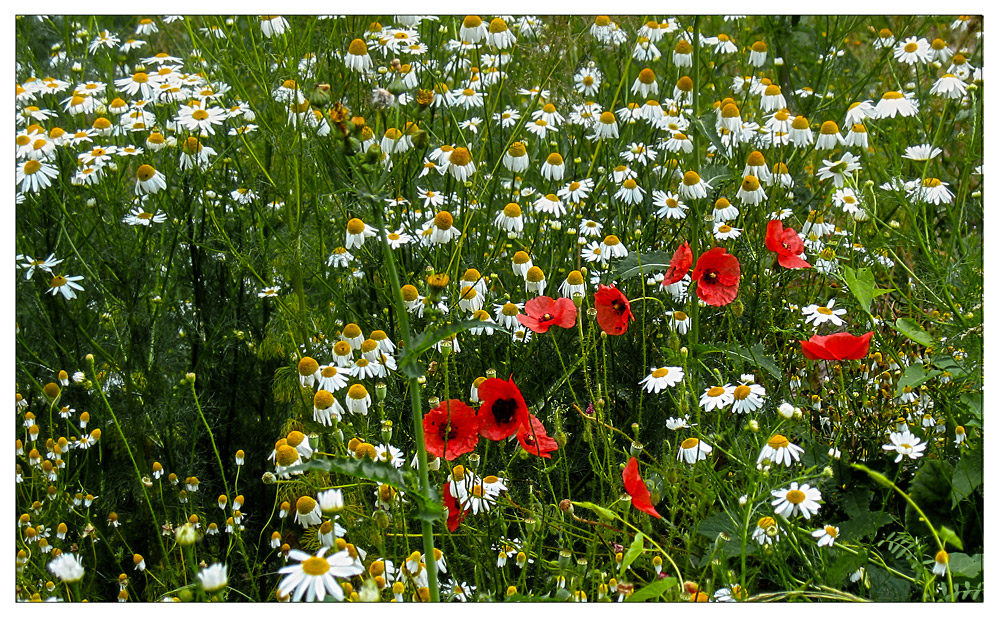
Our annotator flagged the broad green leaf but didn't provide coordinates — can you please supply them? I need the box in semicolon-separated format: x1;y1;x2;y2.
399;320;504;377
696;511;736;539
828;549;868;586
693;344;782;381
572;501;617;521
290;456;444;523
953;452;984;503
939;525;964;551
895;363;941;396
620;532;644;577
960;392;982;422
627;577;678;602
867;565;911;601
894;317;937;348
947;553;982;579
691;112;726;159
843;265;893;313
608;251;674;281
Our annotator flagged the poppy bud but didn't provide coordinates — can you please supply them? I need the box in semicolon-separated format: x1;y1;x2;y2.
555;431;568;448
730;299;744;316
629;441;643;457
558;500;573;515
558;548;573;568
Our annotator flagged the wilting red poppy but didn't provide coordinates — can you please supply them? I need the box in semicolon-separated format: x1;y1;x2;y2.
477;377;530;441
516;414;559;458
800;331;874;360
765;220;811;269
623;457;662;519
691;247;741;307
662;241;693;286
517;296;577;334
594;284;634;335
423;399;481;460
443;481;468;532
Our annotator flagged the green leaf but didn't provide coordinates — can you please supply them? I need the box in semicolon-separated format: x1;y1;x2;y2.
828;549;867;586
895;363;941;396
290;456;444;523
620;532;644;577
867;565;911;601
691;111;726;159
894;317;937;348
291;455;408;488
951;448;983;508
842;266;893;313
939;525;964;551
696;511;736;539
608;251;674;281
399;320;504;378
947;553;982;579
627;577;678;602
960;392;982;422
572;501;617;521
693;344;782;381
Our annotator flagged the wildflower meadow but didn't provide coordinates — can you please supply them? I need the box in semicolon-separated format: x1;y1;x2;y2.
13;13;984;603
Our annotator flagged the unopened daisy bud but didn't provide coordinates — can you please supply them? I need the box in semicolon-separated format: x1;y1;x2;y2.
778;402;795;419
748;419;760;432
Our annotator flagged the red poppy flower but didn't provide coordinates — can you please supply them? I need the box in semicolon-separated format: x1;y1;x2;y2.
661;241;693;286
765;220;811;269
423;399;481;460
516;296;577;334
623;457;662;519
594;284;634;335
443;481;468;532
516;414;559;458
691;247;741;307
477;377;530;441
800;331;874;360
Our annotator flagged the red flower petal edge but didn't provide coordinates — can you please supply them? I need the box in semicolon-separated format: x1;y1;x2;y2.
517;296;578;334
691;247;741;307
765;220;811;269
623;457;662;519
662;241;693;286
800;331;873;360
594;284;634;335
516;414;559;458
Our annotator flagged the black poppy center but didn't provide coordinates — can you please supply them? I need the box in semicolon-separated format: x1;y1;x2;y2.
439;422;458;441
493;398;518;425
541;313;554;322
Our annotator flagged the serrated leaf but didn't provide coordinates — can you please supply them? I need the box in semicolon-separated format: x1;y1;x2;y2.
399;320;503;377
947;553;982;579
867;565;910;601
895;363;941;396
620;532;644;577
843;266;893;314
627;577;677;602
894;317;936;348
572;501;617;521
608;251;674;281
828;549;867;585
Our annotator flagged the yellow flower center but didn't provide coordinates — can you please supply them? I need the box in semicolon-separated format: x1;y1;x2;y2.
463;15;482;28
276;445;299;467
24;160;42;175
638;68;656;84
298;357;319;375
786;489;806;504
741;176;760;191
768;435;790;449
882;91;904;100
348;384;368;400
595;16;611;27
733;385;751;400
675;40;692;54
623;179;637;190
489;18;508;33
752;40;767;52
676;76;694;91
651;368;670;378
192;109;209;121
604;234;620;246
683;171;701;185
525;266;545;282
567;270;584;285
302;556;331;576
904;42;918;53
599;111;616;125
136;164;156;182
504;203;522;217
132;72;149;83
681;438;700;449
348;39;368;56
449;148;471;166
721;103;740;118
792;116;810;130
313;390;334;409
434;211;454;229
